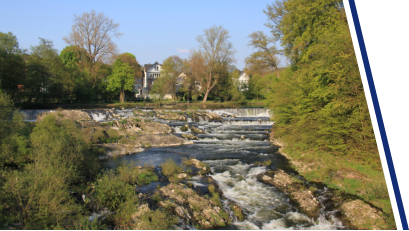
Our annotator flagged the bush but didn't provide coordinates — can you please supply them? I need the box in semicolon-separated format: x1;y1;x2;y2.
116;161;140;184
2;163;82;229
161;159;182;178
138;209;178;230
208;184;215;193
262;160;272;166
94;171;138;210
116;161;159;185
75;217;106;230
153;191;162;202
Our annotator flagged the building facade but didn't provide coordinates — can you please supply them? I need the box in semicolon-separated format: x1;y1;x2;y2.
135;61;186;99
237;71;250;91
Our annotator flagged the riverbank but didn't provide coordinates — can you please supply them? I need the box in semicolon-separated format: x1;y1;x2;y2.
268;128;396;229
15;100;265;110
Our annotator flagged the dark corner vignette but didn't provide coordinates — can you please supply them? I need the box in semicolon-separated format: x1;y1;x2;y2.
344;0;409;230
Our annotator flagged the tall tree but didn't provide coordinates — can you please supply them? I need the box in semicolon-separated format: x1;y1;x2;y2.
63;10;122;87
245;31;281;77
265;0;376;157
160;55;187;100
195;25;236;102
107;59;134;103
150;75;170;101
0;32;25;100
187;50;206;101
0;32;23;55
117;53;143;83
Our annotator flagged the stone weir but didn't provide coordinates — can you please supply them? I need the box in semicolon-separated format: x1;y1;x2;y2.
35;109;194;159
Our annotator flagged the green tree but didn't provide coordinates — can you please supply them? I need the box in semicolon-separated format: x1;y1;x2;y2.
245;31;281;77
0;32;26;100
63;10;122;89
0;32;23;55
195;25;236;102
107;59;135;103
264;0;377;158
160;55;187;100
25;38;74;103
150;74;170;101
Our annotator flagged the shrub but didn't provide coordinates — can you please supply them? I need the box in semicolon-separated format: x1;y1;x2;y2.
138;209;178;230
2;163;82;229
92;128;107;144
110;196;139;229
94;171;138;210
116;161;140;184
75;217;106;230
161;159;182;178
211;192;222;207
153;191;162;202
116;162;159;186
208;184;215;193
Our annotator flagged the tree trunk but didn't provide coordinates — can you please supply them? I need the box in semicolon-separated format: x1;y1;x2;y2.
202;89;211;103
275;67;280;78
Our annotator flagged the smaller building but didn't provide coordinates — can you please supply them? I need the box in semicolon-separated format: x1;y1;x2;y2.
237;71;250;91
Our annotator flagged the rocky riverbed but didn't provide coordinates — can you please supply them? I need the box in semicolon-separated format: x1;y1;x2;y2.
267;128;390;230
32;107;391;229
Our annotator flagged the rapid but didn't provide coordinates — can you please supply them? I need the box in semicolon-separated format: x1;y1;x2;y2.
22;107;346;229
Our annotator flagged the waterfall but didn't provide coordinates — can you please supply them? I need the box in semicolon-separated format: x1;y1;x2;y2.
207;108;272;117
223;120;274;125
19;110;51;121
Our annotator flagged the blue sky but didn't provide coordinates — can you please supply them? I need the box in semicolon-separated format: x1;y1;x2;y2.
1;0;284;70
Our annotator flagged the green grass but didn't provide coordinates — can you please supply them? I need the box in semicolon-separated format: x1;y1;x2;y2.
281;145;394;228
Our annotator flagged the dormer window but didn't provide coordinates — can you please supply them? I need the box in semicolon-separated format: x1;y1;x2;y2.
156;66;159;71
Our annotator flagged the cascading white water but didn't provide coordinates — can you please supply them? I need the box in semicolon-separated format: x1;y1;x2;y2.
205;161;340;230
19;109;51;121
89;112;110;122
207;108;272;117
223;120;274;125
102;107;345;230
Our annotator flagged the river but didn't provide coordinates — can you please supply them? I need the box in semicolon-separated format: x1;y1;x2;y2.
23;107;346;229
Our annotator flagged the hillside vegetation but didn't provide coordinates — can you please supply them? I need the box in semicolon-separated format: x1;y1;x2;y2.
259;0;395;229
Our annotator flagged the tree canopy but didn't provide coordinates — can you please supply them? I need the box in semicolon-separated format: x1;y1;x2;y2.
195;25;236;102
107;59;135;103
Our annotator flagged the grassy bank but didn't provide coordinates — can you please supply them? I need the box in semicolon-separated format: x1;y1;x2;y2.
277;144;396;229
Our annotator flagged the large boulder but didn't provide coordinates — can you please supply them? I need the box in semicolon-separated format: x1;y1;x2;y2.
340;200;386;230
181;133;198;140
259;170;320;218
159;183;229;229
191;126;205;134
36;110;91;123
157;111;187;121
180;125;189;132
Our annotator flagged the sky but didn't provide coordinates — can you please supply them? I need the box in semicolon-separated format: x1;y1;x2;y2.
0;0;285;70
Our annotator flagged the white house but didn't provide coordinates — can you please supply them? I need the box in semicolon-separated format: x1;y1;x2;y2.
135;61;186;100
237;71;250;91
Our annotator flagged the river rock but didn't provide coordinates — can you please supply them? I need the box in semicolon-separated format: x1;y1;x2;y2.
340;200;386;230
190;126;205;134
36;110;91;123
183;158;210;175
157;112;187;121
181;133;198;140
159;183;229;229
180;125;189;132
96;144;144;159
259;170;320;218
290;190;320;218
